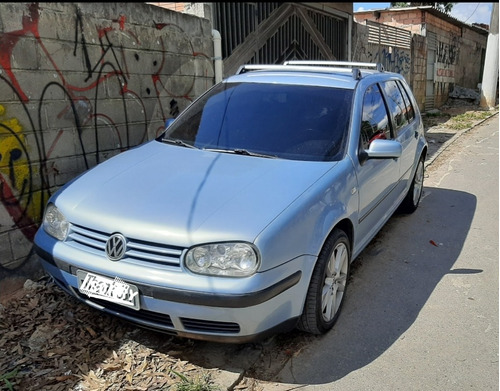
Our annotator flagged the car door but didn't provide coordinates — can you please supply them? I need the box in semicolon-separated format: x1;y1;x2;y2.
355;83;401;245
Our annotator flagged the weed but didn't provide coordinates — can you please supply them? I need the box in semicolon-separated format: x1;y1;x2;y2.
448;110;493;130
454;111;491;121
0;368;18;391
170;369;222;391
449;121;472;130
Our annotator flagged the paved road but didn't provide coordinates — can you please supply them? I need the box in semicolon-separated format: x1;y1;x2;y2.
269;114;499;390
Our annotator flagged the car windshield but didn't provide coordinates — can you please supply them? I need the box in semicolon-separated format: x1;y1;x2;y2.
161;82;353;161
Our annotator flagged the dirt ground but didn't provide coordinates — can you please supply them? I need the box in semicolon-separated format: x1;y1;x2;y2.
0;277;314;391
1;100;497;391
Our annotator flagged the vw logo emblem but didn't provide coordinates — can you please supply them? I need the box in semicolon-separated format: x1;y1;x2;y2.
106;233;127;261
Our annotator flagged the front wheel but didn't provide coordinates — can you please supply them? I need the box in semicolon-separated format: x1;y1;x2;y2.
298;229;350;335
399;156;425;214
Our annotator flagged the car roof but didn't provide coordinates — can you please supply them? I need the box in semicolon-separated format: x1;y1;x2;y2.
227;61;400;90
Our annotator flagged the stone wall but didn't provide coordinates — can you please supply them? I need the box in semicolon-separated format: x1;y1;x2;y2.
0;2;214;291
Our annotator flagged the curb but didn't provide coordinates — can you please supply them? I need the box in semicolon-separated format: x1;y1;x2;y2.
424;111;499;169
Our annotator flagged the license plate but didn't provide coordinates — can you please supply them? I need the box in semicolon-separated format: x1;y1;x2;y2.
77;270;140;310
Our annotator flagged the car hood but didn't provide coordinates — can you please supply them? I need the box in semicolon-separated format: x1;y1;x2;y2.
54;140;336;247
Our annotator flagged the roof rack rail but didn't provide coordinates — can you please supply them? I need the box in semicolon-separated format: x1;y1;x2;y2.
236;64;288;74
284;60;385;72
236;61;384;80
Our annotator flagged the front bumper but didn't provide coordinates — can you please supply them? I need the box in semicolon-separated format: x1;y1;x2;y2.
35;230;315;343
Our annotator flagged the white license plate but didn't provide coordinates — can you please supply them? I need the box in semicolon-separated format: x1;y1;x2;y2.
77;270;140;310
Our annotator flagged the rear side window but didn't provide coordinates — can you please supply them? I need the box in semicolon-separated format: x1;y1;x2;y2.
361;84;391;149
397;80;415;121
380;80;409;134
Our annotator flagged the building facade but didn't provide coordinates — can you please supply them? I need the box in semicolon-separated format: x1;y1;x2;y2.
355;6;488;109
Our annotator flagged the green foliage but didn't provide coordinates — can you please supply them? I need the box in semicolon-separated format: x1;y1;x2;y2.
0;369;18;391
170;370;222;391
448;110;492;130
390;2;455;13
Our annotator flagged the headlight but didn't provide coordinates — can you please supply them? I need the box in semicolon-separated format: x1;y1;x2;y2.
43;203;69;241
185;242;259;277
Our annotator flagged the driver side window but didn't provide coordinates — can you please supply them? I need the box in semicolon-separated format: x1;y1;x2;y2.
360;84;392;150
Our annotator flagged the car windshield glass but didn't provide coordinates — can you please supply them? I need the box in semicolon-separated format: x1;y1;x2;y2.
161;82;353;161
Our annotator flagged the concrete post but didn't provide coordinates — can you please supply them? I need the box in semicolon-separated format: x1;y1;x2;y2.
480;3;499;109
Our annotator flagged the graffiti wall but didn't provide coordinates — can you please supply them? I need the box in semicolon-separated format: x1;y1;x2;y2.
0;3;214;288
351;23;412;82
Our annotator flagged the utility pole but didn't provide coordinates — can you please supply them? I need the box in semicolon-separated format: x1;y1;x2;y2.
480;3;499;109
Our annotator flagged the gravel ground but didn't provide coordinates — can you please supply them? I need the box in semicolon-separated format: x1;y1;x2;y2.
1;101;497;391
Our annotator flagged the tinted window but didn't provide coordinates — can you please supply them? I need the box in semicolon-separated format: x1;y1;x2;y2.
381;80;408;133
162;82;353;161
397;80;415;121
361;84;391;149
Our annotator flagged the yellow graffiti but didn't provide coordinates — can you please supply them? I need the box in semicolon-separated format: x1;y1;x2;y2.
0;104;43;222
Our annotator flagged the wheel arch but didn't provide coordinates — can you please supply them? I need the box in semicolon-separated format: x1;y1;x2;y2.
327;218;354;258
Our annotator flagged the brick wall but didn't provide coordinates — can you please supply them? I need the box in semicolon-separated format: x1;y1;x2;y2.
0;2;214;292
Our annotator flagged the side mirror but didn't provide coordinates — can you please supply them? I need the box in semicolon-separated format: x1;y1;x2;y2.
359;139;402;164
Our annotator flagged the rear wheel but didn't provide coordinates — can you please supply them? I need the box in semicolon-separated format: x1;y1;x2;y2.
399;156;425;214
298;229;350;335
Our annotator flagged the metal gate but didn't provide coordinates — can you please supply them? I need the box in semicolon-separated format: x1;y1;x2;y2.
212;3;349;77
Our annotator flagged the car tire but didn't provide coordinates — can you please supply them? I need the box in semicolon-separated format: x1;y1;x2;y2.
298;228;350;335
399;155;425;214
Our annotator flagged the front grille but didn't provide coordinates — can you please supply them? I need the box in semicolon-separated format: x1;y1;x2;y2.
67;224;184;267
74;290;175;328
181;317;240;334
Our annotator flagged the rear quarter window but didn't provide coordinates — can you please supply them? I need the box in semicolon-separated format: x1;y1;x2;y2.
397;80;416;122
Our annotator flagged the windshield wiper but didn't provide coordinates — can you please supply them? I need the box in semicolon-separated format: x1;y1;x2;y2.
161;138;197;149
203;148;278;159
233;149;278;158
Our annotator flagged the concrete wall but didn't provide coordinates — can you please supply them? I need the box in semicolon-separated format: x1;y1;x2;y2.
424;12;461;108
455;24;488;88
410;34;428;111
352;22;412;82
0;2;214;291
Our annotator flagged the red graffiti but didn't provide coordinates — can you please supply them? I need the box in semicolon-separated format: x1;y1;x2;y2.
0;2;212;255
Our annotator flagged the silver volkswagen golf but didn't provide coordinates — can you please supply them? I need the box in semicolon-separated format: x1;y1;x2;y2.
34;61;427;343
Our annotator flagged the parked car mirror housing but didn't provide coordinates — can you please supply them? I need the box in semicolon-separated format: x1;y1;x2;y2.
360;139;403;164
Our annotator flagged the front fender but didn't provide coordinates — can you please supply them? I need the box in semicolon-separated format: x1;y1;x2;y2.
255;159;358;271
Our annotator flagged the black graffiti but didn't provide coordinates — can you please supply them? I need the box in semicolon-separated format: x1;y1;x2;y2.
437;41;458;65
169;99;179;117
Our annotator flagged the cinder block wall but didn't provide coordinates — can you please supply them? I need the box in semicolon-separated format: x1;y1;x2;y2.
352;22;413;94
0;2;214;292
354;9;487;110
411;34;428;111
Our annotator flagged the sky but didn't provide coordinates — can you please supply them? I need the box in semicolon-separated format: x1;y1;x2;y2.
353;2;494;26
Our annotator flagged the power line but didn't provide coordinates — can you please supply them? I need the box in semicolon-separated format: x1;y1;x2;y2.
462;3;481;24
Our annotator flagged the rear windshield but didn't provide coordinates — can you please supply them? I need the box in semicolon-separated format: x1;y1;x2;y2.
161;82;353;161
